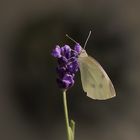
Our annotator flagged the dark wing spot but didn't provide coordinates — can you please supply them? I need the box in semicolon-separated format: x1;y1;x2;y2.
101;74;105;79
92;84;96;88
99;83;103;88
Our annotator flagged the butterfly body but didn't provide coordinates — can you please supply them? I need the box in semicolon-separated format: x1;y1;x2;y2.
78;49;116;100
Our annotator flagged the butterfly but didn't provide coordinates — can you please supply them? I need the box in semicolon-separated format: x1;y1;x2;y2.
66;31;116;100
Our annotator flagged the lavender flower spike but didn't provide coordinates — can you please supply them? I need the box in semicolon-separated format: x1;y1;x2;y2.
52;44;81;90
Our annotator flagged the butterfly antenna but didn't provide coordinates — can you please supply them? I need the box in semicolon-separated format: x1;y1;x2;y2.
84;31;91;49
66;34;78;44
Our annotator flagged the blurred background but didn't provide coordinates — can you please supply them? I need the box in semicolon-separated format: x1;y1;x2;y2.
0;0;140;140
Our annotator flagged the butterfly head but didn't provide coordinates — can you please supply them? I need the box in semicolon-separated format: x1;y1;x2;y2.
79;48;88;57
79;30;91;57
66;31;91;58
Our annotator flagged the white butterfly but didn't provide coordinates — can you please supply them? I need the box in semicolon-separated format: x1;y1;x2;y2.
66;31;116;100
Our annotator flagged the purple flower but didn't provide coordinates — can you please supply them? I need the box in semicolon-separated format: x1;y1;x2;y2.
52;44;81;90
74;43;82;54
51;45;61;58
58;56;68;65
67;59;79;73
57;74;74;89
61;45;71;59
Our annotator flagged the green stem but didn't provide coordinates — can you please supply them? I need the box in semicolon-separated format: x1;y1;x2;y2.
70;120;75;140
63;90;71;140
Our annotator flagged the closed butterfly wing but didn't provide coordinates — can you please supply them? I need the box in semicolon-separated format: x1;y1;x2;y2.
78;55;116;100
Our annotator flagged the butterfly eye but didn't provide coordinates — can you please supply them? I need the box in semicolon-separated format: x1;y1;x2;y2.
92;84;96;88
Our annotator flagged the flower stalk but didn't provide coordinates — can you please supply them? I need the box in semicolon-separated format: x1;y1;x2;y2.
63;90;75;140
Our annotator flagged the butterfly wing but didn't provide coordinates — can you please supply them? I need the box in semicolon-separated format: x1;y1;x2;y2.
78;55;116;100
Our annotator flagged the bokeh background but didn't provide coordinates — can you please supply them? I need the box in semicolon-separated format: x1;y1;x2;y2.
0;0;140;140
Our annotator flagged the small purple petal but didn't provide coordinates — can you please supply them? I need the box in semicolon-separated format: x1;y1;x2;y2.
63;74;74;88
62;45;71;52
57;74;74;89
74;43;82;54
67;60;79;73
61;45;71;58
58;56;68;65
71;50;78;57
56;66;66;78
68;57;77;62
51;45;61;58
